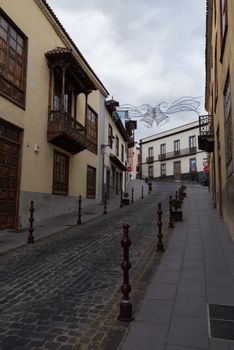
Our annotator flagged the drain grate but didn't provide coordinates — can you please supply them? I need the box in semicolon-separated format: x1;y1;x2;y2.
208;304;234;341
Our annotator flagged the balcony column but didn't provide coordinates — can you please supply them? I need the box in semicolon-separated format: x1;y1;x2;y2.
48;67;53;111
61;66;66;112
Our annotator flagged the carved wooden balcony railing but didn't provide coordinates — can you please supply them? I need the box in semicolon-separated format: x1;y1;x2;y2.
198;115;214;152
146;156;154;163
47;110;86;154
158;147;197;161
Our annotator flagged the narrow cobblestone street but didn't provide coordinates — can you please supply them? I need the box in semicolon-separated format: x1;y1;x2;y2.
0;182;178;350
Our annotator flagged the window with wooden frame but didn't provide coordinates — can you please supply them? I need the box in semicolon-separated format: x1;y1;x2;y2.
223;73;233;177
115;135;119;156
174;140;180;151
0;9;27;108
108;124;113;148
86;106;98;154
148;165;154;179
160;143;166;154
87;165;96;198
161;163;166;176
53;151;69;195
121;144;124;162
220;0;228;59
189;135;196;150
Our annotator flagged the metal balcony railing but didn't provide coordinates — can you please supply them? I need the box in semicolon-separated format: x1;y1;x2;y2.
146;156;154;163
158;147;197;161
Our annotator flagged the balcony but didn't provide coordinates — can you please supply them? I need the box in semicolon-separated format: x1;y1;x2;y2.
47;110;87;154
158;147;197;161
198;115;214;152
146;156;154;163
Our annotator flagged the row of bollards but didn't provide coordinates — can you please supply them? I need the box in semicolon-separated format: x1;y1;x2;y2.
118;184;187;322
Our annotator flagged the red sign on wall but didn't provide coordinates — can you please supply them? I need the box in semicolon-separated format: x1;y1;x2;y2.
203;165;209;173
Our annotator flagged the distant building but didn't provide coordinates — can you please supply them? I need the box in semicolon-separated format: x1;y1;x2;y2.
140;121;207;181
202;0;234;240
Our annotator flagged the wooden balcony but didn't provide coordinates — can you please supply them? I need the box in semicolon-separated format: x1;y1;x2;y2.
198;115;214;152
158;147;197;161
47;110;86;154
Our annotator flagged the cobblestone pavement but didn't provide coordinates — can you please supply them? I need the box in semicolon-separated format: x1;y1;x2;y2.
0;182;179;350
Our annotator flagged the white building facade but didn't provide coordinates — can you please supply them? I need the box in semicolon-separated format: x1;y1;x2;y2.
140;121;208;182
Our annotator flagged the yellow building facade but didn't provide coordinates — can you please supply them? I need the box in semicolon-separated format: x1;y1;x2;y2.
204;0;234;240
0;0;110;228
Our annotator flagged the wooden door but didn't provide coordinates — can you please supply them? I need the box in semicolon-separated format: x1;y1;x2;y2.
0;137;21;229
174;161;181;181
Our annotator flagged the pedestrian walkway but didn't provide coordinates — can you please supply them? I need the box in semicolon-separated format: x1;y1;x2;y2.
0;179;149;255
120;185;234;350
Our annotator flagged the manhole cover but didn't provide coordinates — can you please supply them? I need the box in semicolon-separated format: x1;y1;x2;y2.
208;304;234;341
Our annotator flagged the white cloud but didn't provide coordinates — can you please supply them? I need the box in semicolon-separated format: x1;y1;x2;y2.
47;0;206;139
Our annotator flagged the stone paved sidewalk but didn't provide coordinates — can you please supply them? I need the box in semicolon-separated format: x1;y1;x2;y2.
120;185;234;350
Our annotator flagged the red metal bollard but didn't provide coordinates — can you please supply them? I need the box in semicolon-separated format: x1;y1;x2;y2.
157;202;164;252
131;188;134;204
141;185;144;199
77;195;82;225
168;195;175;228
118;224;134;322
27;201;35;244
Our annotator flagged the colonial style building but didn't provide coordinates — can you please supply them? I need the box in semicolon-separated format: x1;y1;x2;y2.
141;121;207;181
102;99;129;200
202;0;234;240
0;0;125;229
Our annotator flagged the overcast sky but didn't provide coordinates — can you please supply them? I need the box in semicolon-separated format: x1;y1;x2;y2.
48;0;206;140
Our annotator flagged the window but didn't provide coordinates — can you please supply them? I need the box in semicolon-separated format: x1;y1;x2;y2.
174;140;180;154
160;143;166;154
108;124;113;148
220;0;228;40
0;10;27;108
148;147;153;157
53;151;69;195
86;106;98;154
148;166;154;179
121;144;124;162
87;165;96;198
224;74;233;177
189;158;197;173
115;135;119;156
189;135;196;151
53;69;72;114
161;163;166;176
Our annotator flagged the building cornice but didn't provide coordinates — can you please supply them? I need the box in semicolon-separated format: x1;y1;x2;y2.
34;0;109;97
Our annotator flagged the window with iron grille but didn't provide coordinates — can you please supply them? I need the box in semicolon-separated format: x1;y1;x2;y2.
115;135;119;156
0;10;27;108
86;106;98;154
53;151;69;195
87;165;96;198
148;165;154;179
161;163;166;176
224;74;233;177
